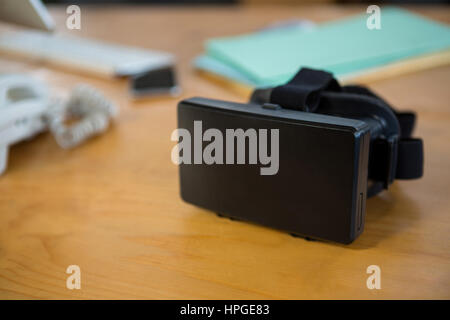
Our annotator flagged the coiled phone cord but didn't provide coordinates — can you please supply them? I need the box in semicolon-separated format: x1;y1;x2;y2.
47;85;118;149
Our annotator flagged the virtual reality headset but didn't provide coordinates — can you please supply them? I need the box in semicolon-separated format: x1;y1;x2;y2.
175;68;423;244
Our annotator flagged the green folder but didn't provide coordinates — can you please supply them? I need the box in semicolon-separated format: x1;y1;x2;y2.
200;7;450;87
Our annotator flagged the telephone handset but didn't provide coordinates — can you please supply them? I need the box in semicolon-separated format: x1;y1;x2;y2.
0;74;118;175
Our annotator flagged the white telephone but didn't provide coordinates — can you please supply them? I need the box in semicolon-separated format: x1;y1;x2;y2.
0;74;118;175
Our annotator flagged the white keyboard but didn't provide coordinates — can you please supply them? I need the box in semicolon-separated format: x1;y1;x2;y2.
0;31;174;77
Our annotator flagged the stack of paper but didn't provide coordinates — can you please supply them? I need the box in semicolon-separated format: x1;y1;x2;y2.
195;8;450;89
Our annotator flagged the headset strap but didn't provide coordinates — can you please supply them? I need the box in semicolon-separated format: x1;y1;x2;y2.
341;85;423;180
269;68;424;185
270;68;340;112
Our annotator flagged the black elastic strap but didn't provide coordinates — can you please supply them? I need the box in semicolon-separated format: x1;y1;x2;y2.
369;138;396;186
396;112;416;138
396;138;424;179
270;68;340;112
369;137;423;181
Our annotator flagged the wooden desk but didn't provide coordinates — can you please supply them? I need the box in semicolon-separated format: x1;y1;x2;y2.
0;5;449;299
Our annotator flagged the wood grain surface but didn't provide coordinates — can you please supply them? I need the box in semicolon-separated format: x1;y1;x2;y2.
0;5;449;299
